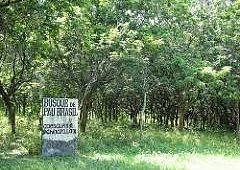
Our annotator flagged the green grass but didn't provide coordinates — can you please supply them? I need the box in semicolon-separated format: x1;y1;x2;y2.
1;115;240;170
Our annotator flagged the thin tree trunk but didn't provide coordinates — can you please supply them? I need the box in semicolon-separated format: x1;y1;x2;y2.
178;107;185;130
131;110;138;127
236;101;240;138
170;116;174;127
140;91;147;139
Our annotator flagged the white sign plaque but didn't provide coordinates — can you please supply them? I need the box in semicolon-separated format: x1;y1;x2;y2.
42;97;78;156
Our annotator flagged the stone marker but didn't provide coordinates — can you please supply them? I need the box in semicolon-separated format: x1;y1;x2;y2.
42;97;78;156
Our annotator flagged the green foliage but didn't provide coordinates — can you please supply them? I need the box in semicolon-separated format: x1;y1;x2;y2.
1;0;240;163
0;113;40;155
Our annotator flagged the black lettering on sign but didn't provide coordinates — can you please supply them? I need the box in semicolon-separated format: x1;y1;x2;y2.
70;102;75;107
43;108;56;116
44;108;77;117
44;98;49;107
43;98;68;107
43;123;73;129
43;128;77;135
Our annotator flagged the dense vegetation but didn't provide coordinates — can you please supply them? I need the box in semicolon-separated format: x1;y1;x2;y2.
0;0;240;156
0;1;240;169
1;0;239;134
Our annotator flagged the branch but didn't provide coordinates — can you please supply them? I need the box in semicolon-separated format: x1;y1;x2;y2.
10;53;17;86
0;34;7;73
0;81;9;102
8;47;31;96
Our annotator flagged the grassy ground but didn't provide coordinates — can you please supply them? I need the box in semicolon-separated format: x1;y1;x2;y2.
1;115;240;170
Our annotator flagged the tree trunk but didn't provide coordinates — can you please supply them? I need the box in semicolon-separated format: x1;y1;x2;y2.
79;81;93;132
131;110;138;127
140;91;147;138
178;109;184;130
178;105;187;130
80;91;92;133
170;116;174;127
6;101;16;134
236;101;240;137
175;109;178;127
80;103;88;133
0;82;16;133
165;114;169;128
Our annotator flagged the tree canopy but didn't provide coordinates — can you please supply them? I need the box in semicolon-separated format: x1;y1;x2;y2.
0;0;239;134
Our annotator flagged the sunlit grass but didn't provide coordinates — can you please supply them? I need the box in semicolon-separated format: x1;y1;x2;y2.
135;153;240;170
1;115;240;169
1;152;240;170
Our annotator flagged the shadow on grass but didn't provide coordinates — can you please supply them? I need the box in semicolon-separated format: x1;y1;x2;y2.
1;130;240;170
1;151;240;170
0;154;173;170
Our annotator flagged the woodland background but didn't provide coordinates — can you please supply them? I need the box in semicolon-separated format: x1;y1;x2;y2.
0;1;240;169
